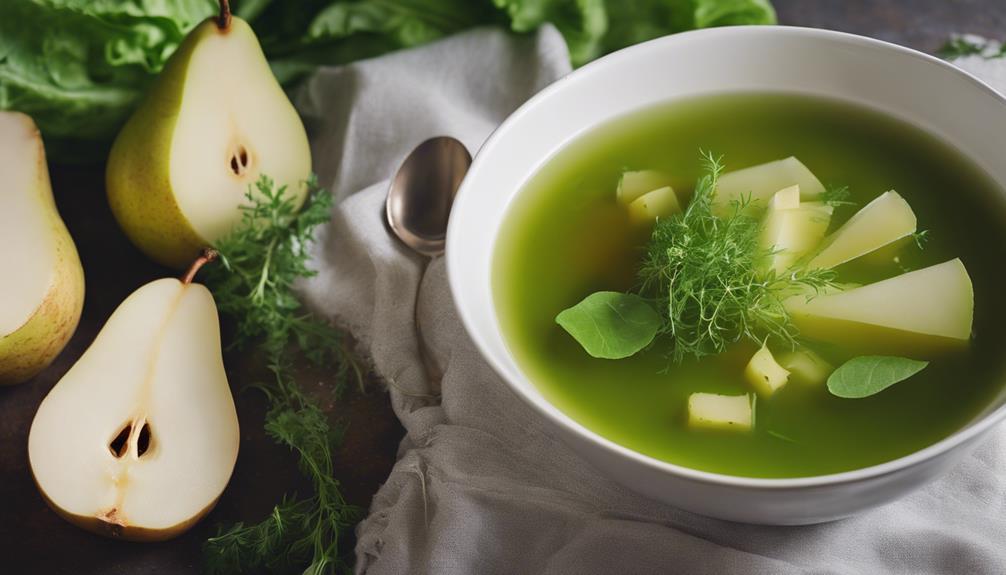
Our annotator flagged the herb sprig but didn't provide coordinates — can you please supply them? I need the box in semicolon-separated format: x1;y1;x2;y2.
202;176;364;575
939;35;1006;60
637;152;837;362
821;184;855;207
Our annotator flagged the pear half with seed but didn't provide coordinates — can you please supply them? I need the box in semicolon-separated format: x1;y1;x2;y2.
29;253;239;541
107;1;311;268
0;111;84;384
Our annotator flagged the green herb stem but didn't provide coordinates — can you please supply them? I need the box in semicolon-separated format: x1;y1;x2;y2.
202;175;363;575
638;151;837;362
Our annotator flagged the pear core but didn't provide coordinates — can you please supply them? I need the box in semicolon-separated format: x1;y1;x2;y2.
29;278;239;540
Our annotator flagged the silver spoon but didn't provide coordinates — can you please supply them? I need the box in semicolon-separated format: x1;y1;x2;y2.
386;136;471;257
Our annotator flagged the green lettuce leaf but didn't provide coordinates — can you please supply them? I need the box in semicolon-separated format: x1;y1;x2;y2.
0;0;215;158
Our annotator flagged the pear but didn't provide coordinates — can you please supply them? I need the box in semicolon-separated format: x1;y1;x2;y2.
29;252;239;541
107;0;311;269
784;258;973;355
0;112;84;385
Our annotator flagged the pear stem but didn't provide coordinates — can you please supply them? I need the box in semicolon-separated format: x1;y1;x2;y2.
183;249;219;285
217;0;231;30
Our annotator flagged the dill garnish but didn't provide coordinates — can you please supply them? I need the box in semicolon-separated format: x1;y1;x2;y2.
637;152;837;363
821;184;855;207
202;176;364;575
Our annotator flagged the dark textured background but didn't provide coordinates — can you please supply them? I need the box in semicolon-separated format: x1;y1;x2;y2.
2;1;1003;573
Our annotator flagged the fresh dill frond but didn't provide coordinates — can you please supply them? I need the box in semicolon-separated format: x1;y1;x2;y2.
913;229;931;250
821;184;855;207
202;175;364;575
637;152;836;363
205;358;363;575
205;175;360;377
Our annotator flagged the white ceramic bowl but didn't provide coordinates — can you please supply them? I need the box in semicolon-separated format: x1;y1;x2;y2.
446;26;1006;525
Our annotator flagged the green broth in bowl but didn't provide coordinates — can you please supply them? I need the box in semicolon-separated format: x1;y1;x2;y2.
493;92;1006;478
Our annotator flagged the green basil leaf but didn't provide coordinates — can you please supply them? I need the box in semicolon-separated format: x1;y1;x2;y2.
827;356;930;398
556;291;660;359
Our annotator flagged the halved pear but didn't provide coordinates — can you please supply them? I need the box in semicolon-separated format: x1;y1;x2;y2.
107;8;311;268
713;157;825;216
29;256;238;541
807;191;916;270
0;112;84;385
784;259;973;355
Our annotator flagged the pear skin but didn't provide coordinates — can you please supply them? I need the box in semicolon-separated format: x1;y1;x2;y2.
29;254;239;541
0;112;85;385
107;12;310;269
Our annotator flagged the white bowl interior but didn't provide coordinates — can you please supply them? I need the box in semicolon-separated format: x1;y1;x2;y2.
447;26;1006;486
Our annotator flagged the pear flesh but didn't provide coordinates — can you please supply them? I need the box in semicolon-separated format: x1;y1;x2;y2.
807;191;916;270
0;112;84;384
617;170;673;204
784;258;973;355
760;186;833;275
713;156;825;216
687;393;753;431
29;277;239;540
107;15;311;269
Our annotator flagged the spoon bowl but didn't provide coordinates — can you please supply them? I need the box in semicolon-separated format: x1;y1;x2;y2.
386;136;471;256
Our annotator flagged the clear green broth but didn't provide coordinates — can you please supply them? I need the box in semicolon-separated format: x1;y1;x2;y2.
493;93;1006;478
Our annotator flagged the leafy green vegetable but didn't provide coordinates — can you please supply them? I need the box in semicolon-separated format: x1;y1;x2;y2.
261;0;502;85
201;175;364;575
638;152;837;363
495;0;608;65
0;0;215;159
826;356;929;399
556;291;661;359
603;0;774;58
0;0;776;157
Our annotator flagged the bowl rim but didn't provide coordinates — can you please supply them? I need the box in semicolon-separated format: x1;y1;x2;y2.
446;24;1006;490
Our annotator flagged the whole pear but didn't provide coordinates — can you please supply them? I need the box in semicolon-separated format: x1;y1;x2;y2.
0;112;85;385
106;1;311;269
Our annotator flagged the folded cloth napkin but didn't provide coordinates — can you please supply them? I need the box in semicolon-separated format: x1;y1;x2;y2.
295;27;1006;575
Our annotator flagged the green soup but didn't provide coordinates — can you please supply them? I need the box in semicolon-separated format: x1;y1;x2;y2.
493;93;1006;478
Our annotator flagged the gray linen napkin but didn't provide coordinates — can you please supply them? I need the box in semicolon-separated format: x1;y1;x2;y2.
295;27;1006;575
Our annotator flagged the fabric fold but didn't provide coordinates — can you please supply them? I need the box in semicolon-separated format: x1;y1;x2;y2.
295;26;1006;575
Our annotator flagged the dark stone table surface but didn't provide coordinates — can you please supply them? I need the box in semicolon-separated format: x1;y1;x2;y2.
1;1;1003;572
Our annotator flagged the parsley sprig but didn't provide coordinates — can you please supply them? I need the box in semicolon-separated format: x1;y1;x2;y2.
202;176;364;575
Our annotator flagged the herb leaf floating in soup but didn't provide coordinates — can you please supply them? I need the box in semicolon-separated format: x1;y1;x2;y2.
557;151;838;363
827;356;930;398
555;292;660;359
553;150;976;431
